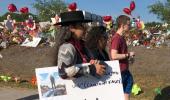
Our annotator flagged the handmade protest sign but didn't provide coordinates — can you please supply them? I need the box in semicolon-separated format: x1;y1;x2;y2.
35;61;124;100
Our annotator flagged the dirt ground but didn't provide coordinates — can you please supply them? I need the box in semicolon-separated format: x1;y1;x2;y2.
129;46;170;100
0;45;58;80
0;87;38;100
0;45;170;100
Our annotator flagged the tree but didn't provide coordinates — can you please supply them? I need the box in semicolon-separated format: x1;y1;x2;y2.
145;22;162;29
148;0;170;24
0;12;39;22
33;0;67;21
145;22;168;33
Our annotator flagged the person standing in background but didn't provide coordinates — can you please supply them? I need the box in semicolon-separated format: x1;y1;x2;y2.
110;15;135;100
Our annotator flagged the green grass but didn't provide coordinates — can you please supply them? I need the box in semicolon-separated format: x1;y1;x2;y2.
0;80;37;89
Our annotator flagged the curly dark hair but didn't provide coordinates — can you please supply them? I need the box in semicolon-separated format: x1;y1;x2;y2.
85;26;107;51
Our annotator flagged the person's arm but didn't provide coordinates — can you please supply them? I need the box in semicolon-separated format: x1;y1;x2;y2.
111;49;128;60
58;43;104;79
110;36;129;60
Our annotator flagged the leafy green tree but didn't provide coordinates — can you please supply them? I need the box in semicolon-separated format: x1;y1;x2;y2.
145;22;162;28
33;0;67;21
148;0;170;23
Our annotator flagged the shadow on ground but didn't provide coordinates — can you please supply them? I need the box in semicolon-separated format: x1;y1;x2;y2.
154;86;170;100
16;94;39;100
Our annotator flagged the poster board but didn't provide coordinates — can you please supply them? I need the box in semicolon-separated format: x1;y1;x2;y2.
35;61;124;100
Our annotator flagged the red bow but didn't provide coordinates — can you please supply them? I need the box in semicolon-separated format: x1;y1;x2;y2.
8;4;17;12
68;2;77;11
20;7;29;14
103;16;112;22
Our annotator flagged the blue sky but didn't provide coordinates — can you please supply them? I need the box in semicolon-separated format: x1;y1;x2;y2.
0;0;166;22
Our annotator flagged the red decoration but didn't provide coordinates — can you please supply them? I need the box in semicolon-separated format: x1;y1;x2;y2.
123;8;131;15
136;22;142;29
130;1;136;11
103;16;112;22
31;76;37;85
21;22;27;26
133;34;139;40
26;20;34;28
8;4;17;12
68;2;77;11
20;7;29;14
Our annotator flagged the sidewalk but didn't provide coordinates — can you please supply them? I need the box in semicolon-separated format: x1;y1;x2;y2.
0;87;39;100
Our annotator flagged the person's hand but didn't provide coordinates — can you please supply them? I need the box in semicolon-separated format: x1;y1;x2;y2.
90;60;99;65
94;63;106;76
90;59;106;76
129;52;135;57
94;61;106;76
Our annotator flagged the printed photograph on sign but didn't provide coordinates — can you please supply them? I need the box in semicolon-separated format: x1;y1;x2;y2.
38;72;67;98
36;61;124;100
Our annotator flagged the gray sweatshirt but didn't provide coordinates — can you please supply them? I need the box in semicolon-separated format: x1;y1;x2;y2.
57;43;96;79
